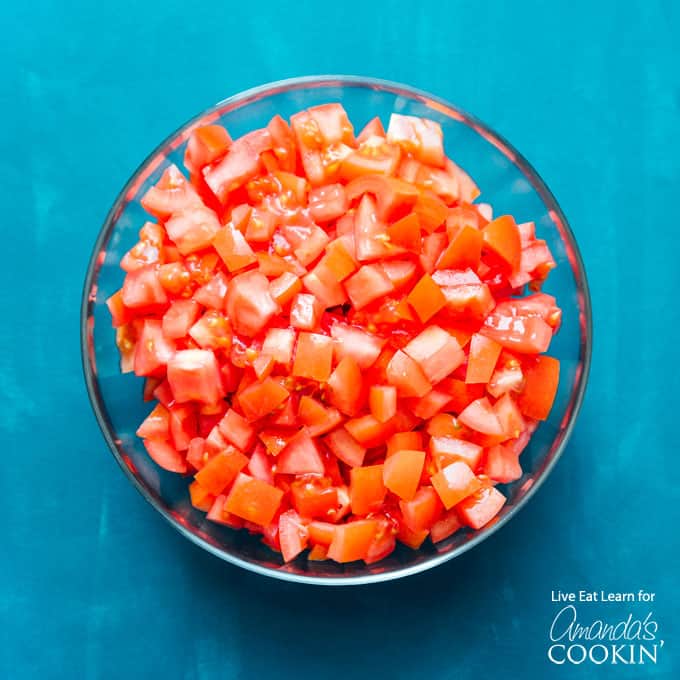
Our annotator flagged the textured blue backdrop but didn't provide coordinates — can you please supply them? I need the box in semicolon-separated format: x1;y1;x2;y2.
1;1;678;678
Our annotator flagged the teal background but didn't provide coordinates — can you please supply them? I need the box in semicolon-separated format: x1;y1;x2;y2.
2;0;678;678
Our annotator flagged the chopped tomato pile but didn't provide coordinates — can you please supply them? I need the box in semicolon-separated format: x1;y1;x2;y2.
108;104;561;565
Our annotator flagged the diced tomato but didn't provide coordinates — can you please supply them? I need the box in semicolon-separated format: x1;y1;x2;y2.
385;350;432;398
217;408;256;451
247;444;275;485
206;494;244;527
184;124;232;174
382;449;425;500
429;437;484;471
457;485;506;529
407;273;447;323
466;334;502;384
344;263;394;310
484;443;522;483
357;117;386;142
386;431;423;456
352;194;394;262
364;517;398;564
291;476;338;520
369;385;397;423
327;520;378;563
430;509;462;543
324;427;366;467
340;137;402;180
189;480;216;511
308;183;348;222
303;261;348;308
292;332;334;382
388;213;421;252
298;396;343;437
458;397;504;436
276;429;324;475
194;448;249;495
400;486;443;532
112;105;564;566
481;313;552;354
330;322;384;370
387;114;444;167
346;175;419;223
141;164;202;219
137;403;170;440
165;205;221;255
437;225;483;270
238;377;289;421
129;322;172;380
262;327;296;366
204;139;262;203
226;271;280;337
350;465;386;515
403;325;464;384
517;355;560;420
431;461;482;509
224;473;283;526
290;293;324;330
121;265;168;311
169;404;197;451
143;439;187;474
278;510;309;562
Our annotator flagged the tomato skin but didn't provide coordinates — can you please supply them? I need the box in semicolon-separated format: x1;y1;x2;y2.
482;215;521;272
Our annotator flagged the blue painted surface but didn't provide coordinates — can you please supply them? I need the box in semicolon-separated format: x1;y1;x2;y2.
1;1;678;677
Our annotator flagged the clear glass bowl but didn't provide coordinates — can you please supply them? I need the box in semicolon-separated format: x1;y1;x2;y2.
81;76;592;585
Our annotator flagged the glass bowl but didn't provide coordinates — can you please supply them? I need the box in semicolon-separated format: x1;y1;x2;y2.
81;76;592;585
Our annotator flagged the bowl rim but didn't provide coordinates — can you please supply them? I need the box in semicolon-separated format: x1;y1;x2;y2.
81;74;593;585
